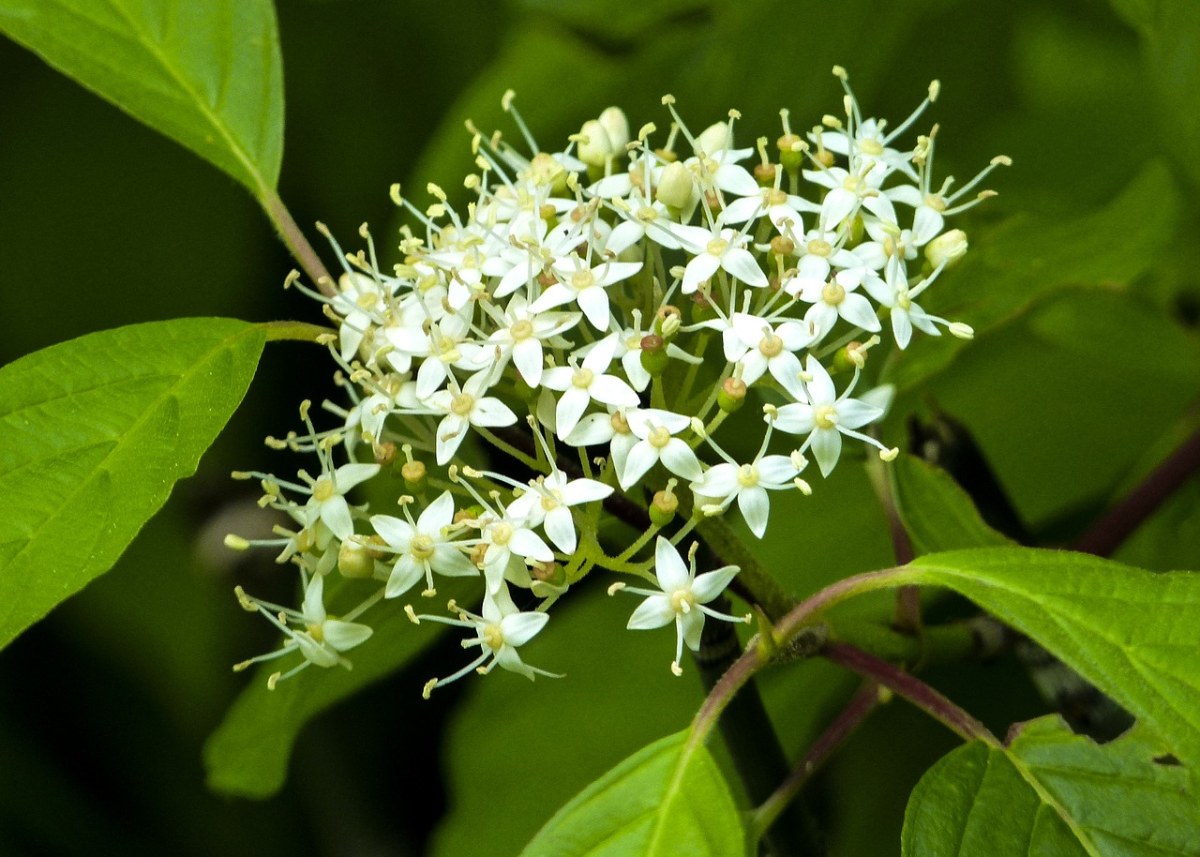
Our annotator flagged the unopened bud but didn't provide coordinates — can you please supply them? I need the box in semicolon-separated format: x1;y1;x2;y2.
338;539;376;579
695;121;729;155
655;305;682;337
598;106;630;151
576;119;614;167
947;321;975;340
656;161;693;209
777;133;805;171
925;229;968;269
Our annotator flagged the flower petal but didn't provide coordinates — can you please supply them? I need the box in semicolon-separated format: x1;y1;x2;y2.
627;594;676;630
654;536;690;591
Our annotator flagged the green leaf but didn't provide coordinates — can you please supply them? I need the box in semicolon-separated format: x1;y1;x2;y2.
0;0;283;195
894;548;1200;768
204;577;475;798
0;318;263;651
903;716;1200;856
521;731;748;857
888;161;1181;390
890;456;1012;555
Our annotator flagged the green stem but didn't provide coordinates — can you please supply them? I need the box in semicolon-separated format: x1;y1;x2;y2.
260;320;334;343
261;190;335;297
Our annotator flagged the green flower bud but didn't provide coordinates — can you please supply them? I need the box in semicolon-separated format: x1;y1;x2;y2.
717;376;747;413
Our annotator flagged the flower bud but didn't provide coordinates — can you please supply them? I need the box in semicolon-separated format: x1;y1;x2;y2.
717;376;747;413
925;229;968;269
577;119;614;167
656;161;693;209
640;335;670;376
654;305;682;339
338;539;376;579
598;106;629;151
777;133;805;172
695;121;729;155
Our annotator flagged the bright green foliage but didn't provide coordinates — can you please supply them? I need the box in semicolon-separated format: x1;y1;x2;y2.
0;0;283;195
521;731;748;857
903;716;1200;856
888;162;1181;390
204;577;475;798
890;456;1011;554
897;549;1200;768
0;319;263;650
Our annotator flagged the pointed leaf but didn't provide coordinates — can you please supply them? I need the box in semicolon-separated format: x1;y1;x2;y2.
0;0;283;195
0;318;264;650
895;548;1200;768
903;716;1200;856
890;455;1012;554
521;730;748;857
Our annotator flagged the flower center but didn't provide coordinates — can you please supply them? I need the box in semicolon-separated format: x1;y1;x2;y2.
765;188;788;206
822;282;846;305
482;622;505;651
356;292;377;310
306;623;325;642
924;193;947;212
814;404;838;429
859;138;884;156
896;290;912;311
312;478;336;502
451;393;475;416
807;238;832;257
669;589;696;614
635;205;658;223
611;411;631;434
842;175;862;193
571;269;595;290
572;367;595;388
490;522;513;546
648;426;672;449
736;463;758;487
706;237;729;257
758;332;784;358
411;534;435;560
541;492;560;512
510;319;534;340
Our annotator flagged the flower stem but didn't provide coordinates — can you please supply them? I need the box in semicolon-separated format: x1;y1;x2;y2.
821;641;998;744
750;681;881;844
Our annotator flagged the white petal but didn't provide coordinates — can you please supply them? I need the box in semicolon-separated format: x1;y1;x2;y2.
773;402;814;435
681;611;706;652
512;338;544;387
543;506;577;553
693;462;738;497
295;634;340;668
838;293;882;332
471;397;518;427
588;375;640;407
627;595;676;630
500;611;549;647
755;455;799;484
660;438;704;481
654;536;690;591
334;463;382;492
576;287;611;331
811;427;843;477
560;477;613;505
721;248;768;287
836;399;884;430
564;412;615;446
804;355;836;404
555;387;590;438
509;528;554;562
430;545;478;577
322;620;373;652
620;441;660;489
737;486;770;539
682;252;720;294
691;564;740;603
371;514;414;550
891;309;913;349
302;574;326;623
320;496;354;540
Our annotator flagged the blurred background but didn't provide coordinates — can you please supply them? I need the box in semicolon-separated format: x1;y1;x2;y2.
1;0;1198;854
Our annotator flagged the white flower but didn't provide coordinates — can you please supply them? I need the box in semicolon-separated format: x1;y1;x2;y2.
234;573;375;687
728;312;816;398
530;255;643;331
861;256;965;349
477;514;554;594
614;537;745;676
506;469;612;554
370;491;477;597
541;336;639;439
675;225;768;293
485;295;580;389
411;586;558;696
428;369;519;464
690;423;802;538
621;408;704;490
772;356;887;477
387;311;488;400
796;277;881;340
303;461;380;541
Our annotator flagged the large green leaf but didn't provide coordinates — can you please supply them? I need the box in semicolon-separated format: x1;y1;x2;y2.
894;549;1200;767
0;0;283;195
0;318;263;650
521;731;748;857
903;716;1200;856
888;161;1181;390
204;577;475;798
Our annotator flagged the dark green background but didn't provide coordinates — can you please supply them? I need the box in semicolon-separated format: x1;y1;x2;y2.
1;0;1197;854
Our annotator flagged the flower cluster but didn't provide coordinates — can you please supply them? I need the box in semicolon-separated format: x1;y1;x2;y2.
228;68;1005;692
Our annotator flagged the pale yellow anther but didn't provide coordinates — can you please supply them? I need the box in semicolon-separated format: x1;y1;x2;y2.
422;678;438;700
670;661;684;677
928;80;941;102
267;672;282;691
501;89;516;111
832;65;848;80
880;447;900;462
607;581;627;596
224;534;251;551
